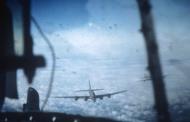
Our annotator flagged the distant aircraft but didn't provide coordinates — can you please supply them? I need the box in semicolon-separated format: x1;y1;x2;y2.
140;74;168;82
54;81;127;102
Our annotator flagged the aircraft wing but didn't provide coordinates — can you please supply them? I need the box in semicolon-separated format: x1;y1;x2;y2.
54;95;90;101
139;74;168;82
141;78;151;81
95;90;127;99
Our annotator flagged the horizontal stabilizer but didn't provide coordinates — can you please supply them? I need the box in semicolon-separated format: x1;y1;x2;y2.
75;89;104;92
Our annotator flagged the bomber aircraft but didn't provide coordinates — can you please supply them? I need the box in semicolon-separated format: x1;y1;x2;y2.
54;81;127;102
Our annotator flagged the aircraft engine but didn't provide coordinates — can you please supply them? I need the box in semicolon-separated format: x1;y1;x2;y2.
84;97;88;101
100;97;103;100
75;97;78;101
108;95;111;98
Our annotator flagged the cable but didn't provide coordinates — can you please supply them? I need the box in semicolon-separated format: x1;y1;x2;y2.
31;16;56;111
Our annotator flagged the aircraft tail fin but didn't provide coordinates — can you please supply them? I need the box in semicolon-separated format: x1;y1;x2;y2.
75;80;104;92
89;80;91;90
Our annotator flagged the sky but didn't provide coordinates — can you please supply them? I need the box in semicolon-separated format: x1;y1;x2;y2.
3;0;190;121
30;0;144;60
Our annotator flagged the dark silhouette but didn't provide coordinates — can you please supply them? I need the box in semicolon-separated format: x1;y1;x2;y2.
0;0;18;110
136;0;171;122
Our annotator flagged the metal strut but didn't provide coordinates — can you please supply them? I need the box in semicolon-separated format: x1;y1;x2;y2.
136;0;172;122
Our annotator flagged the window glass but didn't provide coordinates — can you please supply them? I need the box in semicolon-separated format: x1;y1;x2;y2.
3;0;190;122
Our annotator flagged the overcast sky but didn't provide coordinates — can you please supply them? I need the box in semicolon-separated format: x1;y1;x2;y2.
30;0;190;60
9;0;190;61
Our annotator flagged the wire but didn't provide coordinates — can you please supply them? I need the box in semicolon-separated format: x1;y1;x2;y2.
31;16;56;111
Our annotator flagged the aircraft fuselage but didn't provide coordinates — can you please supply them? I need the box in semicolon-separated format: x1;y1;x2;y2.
89;90;96;102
